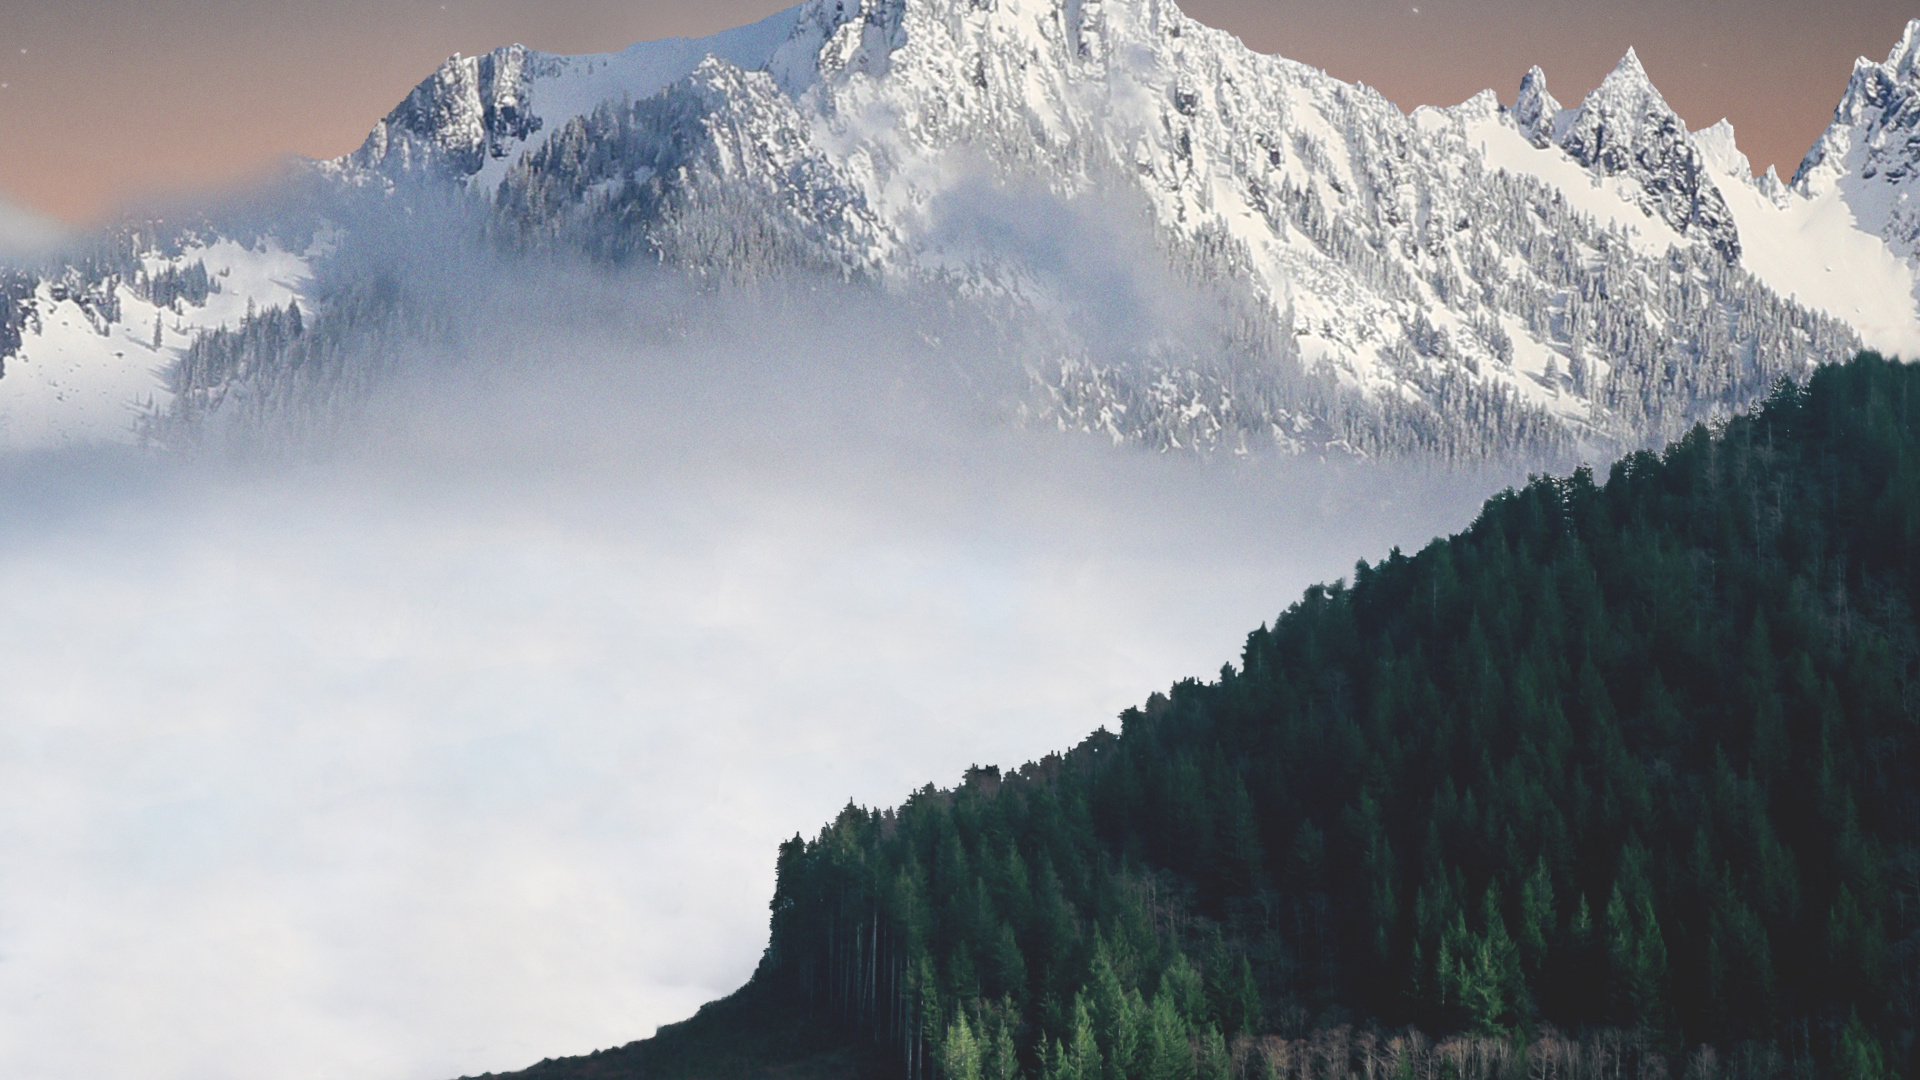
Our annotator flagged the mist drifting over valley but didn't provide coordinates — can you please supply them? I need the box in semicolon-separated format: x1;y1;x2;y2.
12;0;1920;1073
0;262;1519;1079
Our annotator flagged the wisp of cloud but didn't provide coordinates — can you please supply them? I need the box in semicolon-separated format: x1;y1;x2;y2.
0;265;1522;1080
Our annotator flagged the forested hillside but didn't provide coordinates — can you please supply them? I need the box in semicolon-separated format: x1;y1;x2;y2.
479;354;1920;1079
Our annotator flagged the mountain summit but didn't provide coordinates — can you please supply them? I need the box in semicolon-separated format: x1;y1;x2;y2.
3;1;1919;457
1546;50;1741;261
1794;18;1920;259
1509;67;1562;148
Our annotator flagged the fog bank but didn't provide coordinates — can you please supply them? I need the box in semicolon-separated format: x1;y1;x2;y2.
0;290;1523;1080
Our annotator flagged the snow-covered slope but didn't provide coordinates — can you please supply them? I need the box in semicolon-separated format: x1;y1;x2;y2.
0;238;314;450
8;1;1920;458
419;0;1881;453
1472;51;1920;359
331;7;803;194
1795;20;1920;260
1696;121;1920;356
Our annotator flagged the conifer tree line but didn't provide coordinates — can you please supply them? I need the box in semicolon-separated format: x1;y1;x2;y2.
153;272;444;451
138;259;214;312
756;354;1919;1079
173;297;305;400
0;272;34;375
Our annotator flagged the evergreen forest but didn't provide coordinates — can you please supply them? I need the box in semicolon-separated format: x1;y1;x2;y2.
479;354;1920;1080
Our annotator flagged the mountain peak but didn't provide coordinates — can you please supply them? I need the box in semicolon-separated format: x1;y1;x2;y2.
345;43;548;182
1790;16;1920;250
1692;118;1753;180
1562;47;1676;144
1591;46;1665;107
1554;45;1740;261
1564;44;1685;145
1889;18;1920;79
1511;65;1563;147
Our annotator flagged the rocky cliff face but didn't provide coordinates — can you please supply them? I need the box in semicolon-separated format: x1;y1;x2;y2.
1547;51;1742;263
347;45;551;182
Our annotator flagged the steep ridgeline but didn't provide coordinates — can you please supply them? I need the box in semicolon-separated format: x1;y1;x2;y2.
1513;50;1741;265
8;4;1920;458
312;0;1880;459
1795;21;1920;263
497;354;1920;1080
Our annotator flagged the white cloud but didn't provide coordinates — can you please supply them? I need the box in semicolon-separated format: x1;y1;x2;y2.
0;195;63;261
0;280;1518;1080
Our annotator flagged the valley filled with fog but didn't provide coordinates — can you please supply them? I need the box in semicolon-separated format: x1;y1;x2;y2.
0;288;1523;1080
8;0;1920;1074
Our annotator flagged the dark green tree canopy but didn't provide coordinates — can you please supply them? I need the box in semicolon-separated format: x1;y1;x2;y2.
759;355;1920;1079
496;354;1920;1080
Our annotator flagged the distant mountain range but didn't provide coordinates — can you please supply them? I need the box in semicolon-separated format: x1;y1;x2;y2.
5;0;1920;458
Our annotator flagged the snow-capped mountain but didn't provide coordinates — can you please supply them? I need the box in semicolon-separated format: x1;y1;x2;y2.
1516;49;1742;263
6;0;1920;459
1795;20;1920;259
335;10;802;191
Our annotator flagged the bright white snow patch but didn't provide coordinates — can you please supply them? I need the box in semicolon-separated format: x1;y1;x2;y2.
1694;121;1920;356
1461;113;1690;259
0;239;313;451
0;283;167;449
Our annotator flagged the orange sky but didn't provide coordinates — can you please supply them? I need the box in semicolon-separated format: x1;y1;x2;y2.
0;0;1914;224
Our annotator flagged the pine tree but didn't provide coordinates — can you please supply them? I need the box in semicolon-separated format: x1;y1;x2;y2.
985;1006;1019;1080
1068;992;1101;1080
1836;1011;1889;1080
1605;883;1668;1033
1157;952;1206;1028
1517;858;1554;982
940;1013;983;1080
1141;990;1193;1080
1195;1027;1229;1080
1090;938;1137;1080
1043;1039;1074;1080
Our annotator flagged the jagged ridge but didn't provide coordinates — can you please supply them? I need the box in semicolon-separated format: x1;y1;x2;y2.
4;2;1920;461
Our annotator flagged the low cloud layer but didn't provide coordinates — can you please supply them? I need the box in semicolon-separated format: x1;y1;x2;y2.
0;282;1521;1080
0;196;63;261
